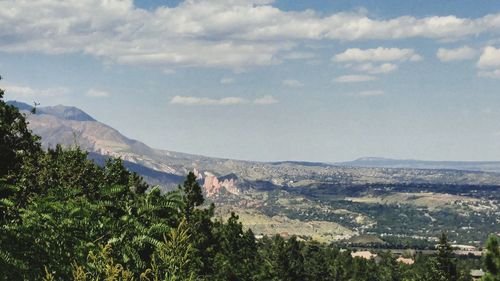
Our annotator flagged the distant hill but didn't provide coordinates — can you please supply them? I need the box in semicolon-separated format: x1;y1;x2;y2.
339;157;500;173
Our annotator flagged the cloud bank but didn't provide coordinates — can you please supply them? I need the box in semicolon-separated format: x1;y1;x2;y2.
334;75;376;83
2;0;500;69
437;46;477;61
86;89;110;98
170;95;278;105
1;83;70;99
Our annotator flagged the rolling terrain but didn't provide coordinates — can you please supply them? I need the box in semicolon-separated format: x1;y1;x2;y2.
9;101;500;245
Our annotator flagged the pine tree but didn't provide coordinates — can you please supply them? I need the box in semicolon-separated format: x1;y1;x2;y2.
436;232;458;281
483;235;500;281
179;172;204;223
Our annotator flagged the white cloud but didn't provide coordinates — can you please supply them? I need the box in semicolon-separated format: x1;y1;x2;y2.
478;69;500;79
253;96;278;105
220;77;234;84
4;85;35;96
334;47;419;75
334;75;376;83
476;46;500;79
333;47;421;62
437;46;477;61
162;69;176;75
86;88;110;98
253;95;278;104
170;96;247;105
170;95;278;105
353;90;385;97
352;63;398;74
282;51;316;60
2;0;500;69
477;46;500;68
282;79;304;87
1;83;70;98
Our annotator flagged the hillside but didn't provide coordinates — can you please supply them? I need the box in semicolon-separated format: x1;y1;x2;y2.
9;101;500;244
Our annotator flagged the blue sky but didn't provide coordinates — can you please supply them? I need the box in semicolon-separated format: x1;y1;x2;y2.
1;0;500;162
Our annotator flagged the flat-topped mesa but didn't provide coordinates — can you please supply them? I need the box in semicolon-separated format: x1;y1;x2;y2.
203;172;239;197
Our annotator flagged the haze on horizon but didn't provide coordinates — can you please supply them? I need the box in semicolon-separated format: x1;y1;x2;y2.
1;0;500;162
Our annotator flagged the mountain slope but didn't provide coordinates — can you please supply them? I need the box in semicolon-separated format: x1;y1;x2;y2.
7;101;500;244
9;100;500;189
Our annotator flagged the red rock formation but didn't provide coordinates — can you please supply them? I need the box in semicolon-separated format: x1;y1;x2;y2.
202;172;239;197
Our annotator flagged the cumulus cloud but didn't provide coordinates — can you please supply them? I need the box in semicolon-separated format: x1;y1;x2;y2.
334;75;376;83
170;95;278;105
478;69;500;79
170;96;247;105
253;95;278;104
476;46;500;79
333;47;421;62
353;90;385;97
220;77;234;84
436;46;477;61
1;0;500;69
333;47;420;75
86;89;110;98
477;46;500;68
281;51;316;60
162;69;176;75
352;63;398;74
282;79;304;87
1;83;70;98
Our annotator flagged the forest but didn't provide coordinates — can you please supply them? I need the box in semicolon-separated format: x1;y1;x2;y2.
1;82;499;280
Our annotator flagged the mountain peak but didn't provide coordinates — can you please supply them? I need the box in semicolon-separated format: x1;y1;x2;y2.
6;100;34;112
38;104;96;121
7;101;95;122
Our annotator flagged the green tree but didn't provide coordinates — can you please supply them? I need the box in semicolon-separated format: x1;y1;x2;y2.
437;232;458;281
212;213;258;281
482;235;500;281
417;257;448;281
0;78;41;179
179;172;203;223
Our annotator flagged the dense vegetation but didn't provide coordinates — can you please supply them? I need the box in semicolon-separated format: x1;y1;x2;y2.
1;80;499;280
275;183;500;244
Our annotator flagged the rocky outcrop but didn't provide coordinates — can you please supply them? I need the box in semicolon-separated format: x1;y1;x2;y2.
203;172;239;197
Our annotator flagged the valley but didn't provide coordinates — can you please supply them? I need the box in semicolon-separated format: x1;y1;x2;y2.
11;101;500;246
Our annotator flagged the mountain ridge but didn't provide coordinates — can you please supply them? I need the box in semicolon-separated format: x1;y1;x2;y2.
7;100;500;244
8;100;500;190
9;100;500;174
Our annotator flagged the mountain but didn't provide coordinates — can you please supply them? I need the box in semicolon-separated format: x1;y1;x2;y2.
13;100;500;189
8;101;500;244
339;157;500;173
8;101;95;121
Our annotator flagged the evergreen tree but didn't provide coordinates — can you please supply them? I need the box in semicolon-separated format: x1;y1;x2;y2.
179;172;204;223
302;242;330;281
483;235;500;281
437;232;458;281
212;213;258;281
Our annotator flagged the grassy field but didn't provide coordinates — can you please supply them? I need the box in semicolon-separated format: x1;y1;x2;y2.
215;206;354;243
